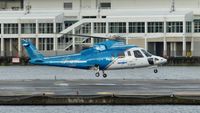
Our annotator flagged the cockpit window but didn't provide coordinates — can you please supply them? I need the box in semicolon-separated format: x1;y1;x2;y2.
141;49;152;57
133;50;144;58
127;51;131;56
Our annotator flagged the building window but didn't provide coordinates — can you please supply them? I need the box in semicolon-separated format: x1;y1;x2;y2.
129;22;145;33
109;22;126;33
94;22;106;33
57;35;72;49
186;22;192;33
194;20;200;33
0;0;22;10
94;38;106;44
4;24;18;34
39;23;53;34
82;16;96;19
64;21;77;29
64;2;72;10
39;38;53;51
0;24;1;34
39;38;45;51
76;23;91;34
56;23;63;33
167;22;183;33
148;22;164;33
100;2;111;9
21;23;36;34
83;23;91;34
46;38;53;50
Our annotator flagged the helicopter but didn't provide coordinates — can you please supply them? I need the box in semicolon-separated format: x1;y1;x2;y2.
21;34;167;78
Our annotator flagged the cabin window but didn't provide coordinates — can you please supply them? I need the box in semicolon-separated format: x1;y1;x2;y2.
127;51;131;56
118;52;125;58
155;58;159;61
133;50;143;58
141;49;152;57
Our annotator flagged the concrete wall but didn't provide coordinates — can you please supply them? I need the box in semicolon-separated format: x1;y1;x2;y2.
128;38;145;48
193;38;200;56
29;0;97;10
29;0;63;10
112;0;171;9
27;0;200;11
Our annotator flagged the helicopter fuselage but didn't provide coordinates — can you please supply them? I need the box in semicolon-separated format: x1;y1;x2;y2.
22;39;167;78
29;47;166;70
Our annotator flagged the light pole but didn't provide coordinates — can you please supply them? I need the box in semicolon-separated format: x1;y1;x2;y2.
170;0;175;13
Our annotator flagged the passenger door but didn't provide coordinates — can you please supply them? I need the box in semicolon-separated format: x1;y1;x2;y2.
132;49;148;67
125;50;136;68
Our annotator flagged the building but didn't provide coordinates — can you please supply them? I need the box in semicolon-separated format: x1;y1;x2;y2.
0;0;200;57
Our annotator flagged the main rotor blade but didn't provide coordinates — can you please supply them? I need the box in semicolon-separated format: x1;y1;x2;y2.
64;34;110;40
61;33;125;41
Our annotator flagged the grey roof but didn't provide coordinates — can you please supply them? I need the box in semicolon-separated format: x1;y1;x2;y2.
0;11;63;19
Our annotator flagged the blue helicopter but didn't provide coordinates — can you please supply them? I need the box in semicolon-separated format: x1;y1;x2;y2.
21;34;167;78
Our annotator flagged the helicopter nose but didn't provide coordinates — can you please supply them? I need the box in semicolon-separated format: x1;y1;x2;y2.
154;56;167;65
160;58;167;64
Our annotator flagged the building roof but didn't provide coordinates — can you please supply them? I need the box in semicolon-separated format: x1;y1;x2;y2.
107;10;193;18
0;11;63;19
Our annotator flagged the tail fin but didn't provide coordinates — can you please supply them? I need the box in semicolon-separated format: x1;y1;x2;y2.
21;39;44;61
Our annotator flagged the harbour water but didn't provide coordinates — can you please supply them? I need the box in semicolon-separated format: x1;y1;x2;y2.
0;65;200;112
0;105;200;113
0;66;199;80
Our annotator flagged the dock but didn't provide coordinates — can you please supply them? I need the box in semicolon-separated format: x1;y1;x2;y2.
0;79;200;105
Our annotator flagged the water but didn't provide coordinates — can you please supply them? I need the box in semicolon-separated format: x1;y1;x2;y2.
0;66;200;112
0;105;200;113
0;66;199;80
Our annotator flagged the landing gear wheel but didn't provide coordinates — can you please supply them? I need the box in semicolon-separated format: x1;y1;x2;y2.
154;69;158;73
95;72;100;77
103;74;107;78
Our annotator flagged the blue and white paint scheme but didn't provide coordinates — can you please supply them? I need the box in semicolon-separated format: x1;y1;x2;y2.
21;39;167;78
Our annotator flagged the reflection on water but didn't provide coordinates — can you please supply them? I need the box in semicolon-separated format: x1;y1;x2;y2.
0;66;199;80
0;105;200;113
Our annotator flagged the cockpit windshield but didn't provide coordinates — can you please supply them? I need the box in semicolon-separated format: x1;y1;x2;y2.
141;49;152;57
